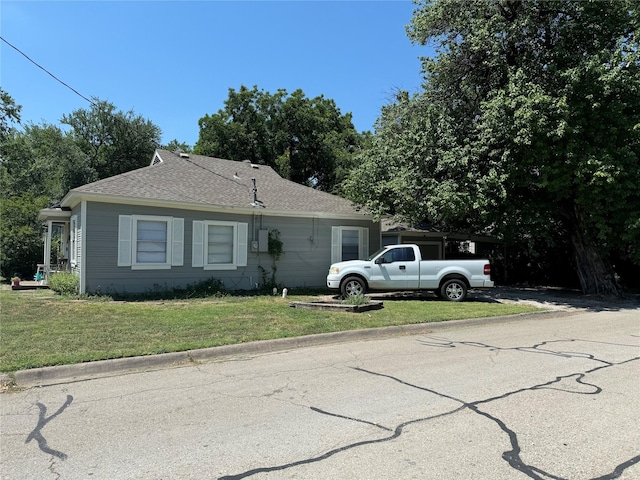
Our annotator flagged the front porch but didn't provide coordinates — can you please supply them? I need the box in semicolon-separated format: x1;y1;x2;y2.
36;207;73;284
10;280;50;291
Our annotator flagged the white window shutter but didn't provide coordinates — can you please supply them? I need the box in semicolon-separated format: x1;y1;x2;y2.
172;218;184;266
331;226;341;264
70;215;78;267
359;228;369;260
118;215;132;266
192;221;204;267
237;222;248;266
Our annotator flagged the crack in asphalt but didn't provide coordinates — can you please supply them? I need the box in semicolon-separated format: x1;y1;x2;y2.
219;338;639;480
25;394;73;461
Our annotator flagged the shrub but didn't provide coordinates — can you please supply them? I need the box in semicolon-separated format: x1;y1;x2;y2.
342;294;370;306
48;272;79;296
183;277;228;298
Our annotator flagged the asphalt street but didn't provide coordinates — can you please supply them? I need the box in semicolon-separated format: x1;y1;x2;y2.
1;304;638;479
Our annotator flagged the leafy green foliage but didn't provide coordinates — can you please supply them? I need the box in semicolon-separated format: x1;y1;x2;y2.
346;0;640;294
163;139;192;153
0;97;164;279
61;99;162;179
48;272;80;296
195;85;364;192
0;88;21;141
342;294;370;306
1;123;94;201
0;194;49;278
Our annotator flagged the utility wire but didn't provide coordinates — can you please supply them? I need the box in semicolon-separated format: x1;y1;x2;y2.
1;36;96;106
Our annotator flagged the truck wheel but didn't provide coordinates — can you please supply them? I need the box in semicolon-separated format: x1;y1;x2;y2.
440;279;467;302
341;276;366;297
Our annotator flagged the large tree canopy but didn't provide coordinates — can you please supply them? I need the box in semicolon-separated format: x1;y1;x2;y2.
61;99;162;179
194;85;363;192
344;0;639;294
0;88;21;141
1;97;163;278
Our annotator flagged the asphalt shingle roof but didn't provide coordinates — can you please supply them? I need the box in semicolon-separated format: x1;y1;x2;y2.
67;150;365;216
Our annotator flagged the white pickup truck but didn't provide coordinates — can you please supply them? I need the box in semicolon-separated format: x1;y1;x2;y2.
327;244;494;301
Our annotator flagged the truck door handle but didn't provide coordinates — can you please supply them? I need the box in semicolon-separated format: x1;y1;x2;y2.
399;265;406;270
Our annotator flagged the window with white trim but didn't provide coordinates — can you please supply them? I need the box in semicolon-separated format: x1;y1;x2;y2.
331;226;369;264
118;215;184;269
192;220;248;270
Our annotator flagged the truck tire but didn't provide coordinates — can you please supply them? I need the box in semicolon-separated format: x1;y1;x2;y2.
341;276;366;297
440;279;467;302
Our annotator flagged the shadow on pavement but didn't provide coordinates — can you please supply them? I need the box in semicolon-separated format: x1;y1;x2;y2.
364;286;640;312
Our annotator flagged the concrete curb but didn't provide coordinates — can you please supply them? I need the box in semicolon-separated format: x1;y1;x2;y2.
4;309;571;389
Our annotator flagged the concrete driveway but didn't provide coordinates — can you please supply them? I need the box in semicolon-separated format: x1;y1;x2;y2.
1;296;638;479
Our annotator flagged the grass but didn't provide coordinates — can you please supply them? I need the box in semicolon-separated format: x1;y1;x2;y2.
0;289;543;372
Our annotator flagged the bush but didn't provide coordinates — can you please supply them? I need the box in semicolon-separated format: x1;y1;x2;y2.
182;277;228;298
342;294;370;306
48;272;79;296
0;194;49;279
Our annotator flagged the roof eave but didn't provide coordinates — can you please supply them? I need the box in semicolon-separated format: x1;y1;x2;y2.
61;191;375;221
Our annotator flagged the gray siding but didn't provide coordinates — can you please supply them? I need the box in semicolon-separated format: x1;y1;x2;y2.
83;202;380;294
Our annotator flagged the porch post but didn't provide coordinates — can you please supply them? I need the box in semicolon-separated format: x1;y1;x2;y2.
44;220;53;279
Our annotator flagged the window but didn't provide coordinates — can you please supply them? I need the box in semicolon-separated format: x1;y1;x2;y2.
341;229;360;261
137;220;168;263
379;247;415;263
118;215;184;269
331;226;369;264
192;220;248;270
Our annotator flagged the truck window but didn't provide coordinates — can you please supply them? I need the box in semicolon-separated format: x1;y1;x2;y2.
396;247;416;262
382;247;415;263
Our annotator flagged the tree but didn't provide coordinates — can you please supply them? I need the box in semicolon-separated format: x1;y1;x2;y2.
194;85;363;192
0;193;49;279
1;123;93;201
61;99;162;179
344;0;640;295
163;139;192;154
0;95;162;279
0;88;21;141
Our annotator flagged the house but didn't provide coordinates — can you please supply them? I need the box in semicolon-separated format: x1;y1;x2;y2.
382;218;501;260
38;150;380;295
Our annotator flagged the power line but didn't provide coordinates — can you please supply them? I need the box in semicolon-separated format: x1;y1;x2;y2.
1;36;96;106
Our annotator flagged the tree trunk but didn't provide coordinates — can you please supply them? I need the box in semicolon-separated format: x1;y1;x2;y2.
567;207;620;296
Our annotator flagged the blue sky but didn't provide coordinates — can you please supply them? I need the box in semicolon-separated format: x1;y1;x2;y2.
1;1;430;147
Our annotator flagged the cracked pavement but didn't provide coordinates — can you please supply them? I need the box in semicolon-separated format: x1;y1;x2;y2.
1;306;638;479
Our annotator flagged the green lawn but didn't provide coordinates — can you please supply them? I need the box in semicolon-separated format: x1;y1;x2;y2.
0;289;542;372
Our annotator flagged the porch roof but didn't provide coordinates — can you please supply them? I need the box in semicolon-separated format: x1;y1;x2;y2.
37;208;72;222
